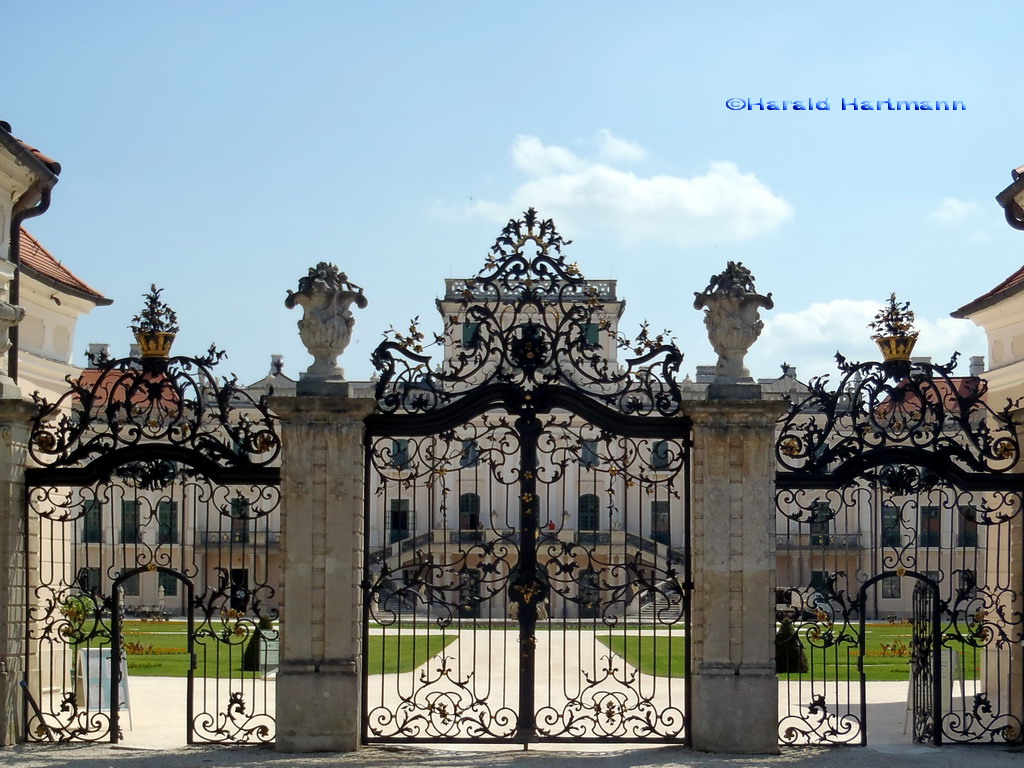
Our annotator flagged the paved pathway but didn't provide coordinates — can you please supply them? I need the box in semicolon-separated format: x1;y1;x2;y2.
15;629;1014;766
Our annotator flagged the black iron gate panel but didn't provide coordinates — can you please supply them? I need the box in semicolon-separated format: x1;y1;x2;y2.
363;210;691;744
775;351;1024;746
24;301;281;745
910;578;940;744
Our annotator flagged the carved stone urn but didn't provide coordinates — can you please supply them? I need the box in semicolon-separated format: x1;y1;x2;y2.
285;262;368;380
693;262;774;385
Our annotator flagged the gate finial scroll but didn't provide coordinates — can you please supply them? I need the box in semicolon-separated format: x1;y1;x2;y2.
693;261;773;385
286;262;368;383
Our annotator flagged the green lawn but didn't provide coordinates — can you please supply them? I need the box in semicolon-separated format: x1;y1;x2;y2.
598;635;688;678
80;621;981;683
366;634;458;675
75;622;456;678
597;623;982;682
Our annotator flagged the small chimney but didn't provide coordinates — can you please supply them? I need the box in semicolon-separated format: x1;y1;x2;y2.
270;354;284;376
86;343;110;365
129;343;141;359
695;365;715;384
969;355;985;377
911;356;932;366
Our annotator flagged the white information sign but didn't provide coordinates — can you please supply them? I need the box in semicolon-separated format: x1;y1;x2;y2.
78;648;131;727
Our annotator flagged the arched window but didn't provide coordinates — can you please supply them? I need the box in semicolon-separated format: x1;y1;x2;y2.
578;494;600;531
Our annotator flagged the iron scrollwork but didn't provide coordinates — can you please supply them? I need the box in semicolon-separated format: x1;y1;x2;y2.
29;346;280;473
25;323;281;744
365;209;691;745
775;347;1024;747
372;207;683;417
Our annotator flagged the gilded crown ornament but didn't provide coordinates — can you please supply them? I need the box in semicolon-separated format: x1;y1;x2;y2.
131;284;179;359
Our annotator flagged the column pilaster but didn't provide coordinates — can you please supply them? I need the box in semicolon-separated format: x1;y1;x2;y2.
272;394;375;752
0;398;36;745
688;395;784;753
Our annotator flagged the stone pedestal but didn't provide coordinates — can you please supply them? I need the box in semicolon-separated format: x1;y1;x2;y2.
272;395;375;752
0;399;36;745
689;394;784;754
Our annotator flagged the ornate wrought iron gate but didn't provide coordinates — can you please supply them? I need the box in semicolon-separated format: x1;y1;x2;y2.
363;210;691;744
776;352;1024;746
24;317;281;744
910;578;940;744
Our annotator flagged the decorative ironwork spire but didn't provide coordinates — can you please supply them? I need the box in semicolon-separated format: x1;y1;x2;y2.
372;208;683;416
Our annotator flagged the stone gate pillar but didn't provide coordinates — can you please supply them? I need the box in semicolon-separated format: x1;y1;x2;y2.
0;398;36;745
689;395;784;753
689;262;781;753
273;392;375;752
275;262;372;752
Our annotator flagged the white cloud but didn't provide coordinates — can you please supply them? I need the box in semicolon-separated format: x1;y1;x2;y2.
594;129;647;164
930;197;982;224
453;134;793;248
747;299;986;383
510;135;586;176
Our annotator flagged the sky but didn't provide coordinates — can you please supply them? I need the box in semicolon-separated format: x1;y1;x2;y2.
7;3;1024;388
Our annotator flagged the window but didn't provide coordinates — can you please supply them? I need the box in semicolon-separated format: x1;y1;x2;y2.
157;500;178;545
82;500;102;543
121;573;141;597
583;322;600;349
958;569;978;599
578;494;600;531
650;441;671;470
809;501;831;545
459;493;480;530
391;439;410;469
121;500;141;544
919;506;941;547
580;439;600;468
229;498;250;543
389;499;411;544
459;440;480;468
578;568;601;618
462;322;480;348
458;568;482;618
158;571;178;597
651;500;670;545
881;575;901;599
881;504;901;547
809;570;828;593
957;505;978;548
79;566;101;594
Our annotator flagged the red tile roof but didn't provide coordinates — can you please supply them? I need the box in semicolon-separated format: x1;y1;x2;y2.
875;375;986;416
12;136;61;176
18;228;111;305
951;265;1024;318
0;122;61;178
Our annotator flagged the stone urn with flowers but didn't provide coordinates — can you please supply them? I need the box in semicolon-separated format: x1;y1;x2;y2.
869;293;919;362
285;262;368;380
693;261;774;385
131;284;179;359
